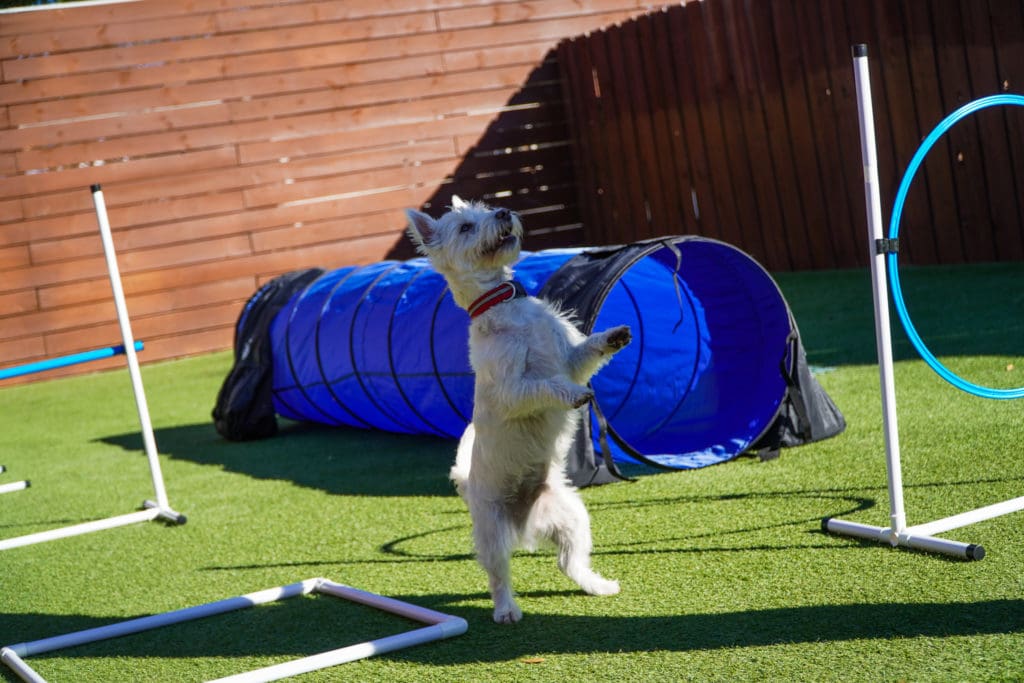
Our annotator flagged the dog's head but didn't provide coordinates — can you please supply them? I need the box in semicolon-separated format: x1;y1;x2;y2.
405;196;523;278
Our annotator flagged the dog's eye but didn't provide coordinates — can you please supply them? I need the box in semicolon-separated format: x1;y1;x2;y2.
459;222;475;233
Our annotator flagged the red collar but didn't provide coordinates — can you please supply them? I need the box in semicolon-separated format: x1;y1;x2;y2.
467;281;527;319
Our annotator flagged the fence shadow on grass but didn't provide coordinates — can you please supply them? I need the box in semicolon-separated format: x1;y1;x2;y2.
99;420;456;498
2;596;1021;674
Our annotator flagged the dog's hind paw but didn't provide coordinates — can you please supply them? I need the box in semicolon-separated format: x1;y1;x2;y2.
582;576;620;596
493;602;523;624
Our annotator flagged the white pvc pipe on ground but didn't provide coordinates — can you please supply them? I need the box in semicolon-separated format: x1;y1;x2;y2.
208;621;466;683
0;480;29;495
0;508;161;552
0;466;29;494
1;578;467;683
209;580;468;683
904;495;1024;538
0;649;46;683
316;580;466;626
4;579;318;659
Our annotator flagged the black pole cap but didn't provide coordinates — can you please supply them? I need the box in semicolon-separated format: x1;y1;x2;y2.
852;44;868;58
90;183;102;193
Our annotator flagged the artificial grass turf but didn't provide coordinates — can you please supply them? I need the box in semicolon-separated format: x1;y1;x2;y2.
0;264;1022;682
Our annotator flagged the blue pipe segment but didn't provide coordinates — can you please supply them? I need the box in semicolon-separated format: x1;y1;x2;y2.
887;94;1024;400
0;341;144;381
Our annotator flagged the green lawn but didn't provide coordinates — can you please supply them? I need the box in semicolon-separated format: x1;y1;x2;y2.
0;264;1022;682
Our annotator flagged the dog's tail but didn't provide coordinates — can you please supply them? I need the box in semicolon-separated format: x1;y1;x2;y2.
450;423;473;499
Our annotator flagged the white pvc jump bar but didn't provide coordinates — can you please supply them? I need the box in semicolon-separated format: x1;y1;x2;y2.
0;185;184;551
1;578;468;683
823;44;1024;560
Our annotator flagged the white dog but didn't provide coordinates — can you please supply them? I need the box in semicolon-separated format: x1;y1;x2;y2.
406;196;630;623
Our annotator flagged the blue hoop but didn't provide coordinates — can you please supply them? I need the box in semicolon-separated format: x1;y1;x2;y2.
888;94;1024;400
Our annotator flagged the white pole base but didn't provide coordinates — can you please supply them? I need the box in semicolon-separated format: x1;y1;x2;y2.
823;518;985;561
0;503;184;552
0;480;30;495
143;499;188;525
0;466;29;495
902;495;1024;538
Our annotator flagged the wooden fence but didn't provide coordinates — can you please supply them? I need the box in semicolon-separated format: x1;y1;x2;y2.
3;0;1023;384
0;0;661;382
560;0;1024;271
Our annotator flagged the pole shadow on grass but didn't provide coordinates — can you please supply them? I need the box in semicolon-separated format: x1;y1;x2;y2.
99;420;458;497
2;596;1021;673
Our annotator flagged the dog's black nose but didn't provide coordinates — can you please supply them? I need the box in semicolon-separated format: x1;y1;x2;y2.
495;209;510;221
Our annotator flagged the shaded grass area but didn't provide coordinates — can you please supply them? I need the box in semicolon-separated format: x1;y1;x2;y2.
0;263;1022;682
779;262;1024;371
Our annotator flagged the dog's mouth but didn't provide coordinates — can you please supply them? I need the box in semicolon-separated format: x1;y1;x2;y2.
484;222;519;256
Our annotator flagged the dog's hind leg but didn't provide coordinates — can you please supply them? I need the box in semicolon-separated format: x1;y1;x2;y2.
450;424;474;500
529;485;620;596
470;499;523;623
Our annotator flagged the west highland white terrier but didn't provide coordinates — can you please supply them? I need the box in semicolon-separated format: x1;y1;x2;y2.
406;196;630;624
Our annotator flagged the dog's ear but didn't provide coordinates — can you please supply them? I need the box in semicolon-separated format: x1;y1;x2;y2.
405;209;437;253
451;195;468;210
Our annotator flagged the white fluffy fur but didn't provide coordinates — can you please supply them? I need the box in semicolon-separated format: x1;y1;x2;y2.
406;196;630;624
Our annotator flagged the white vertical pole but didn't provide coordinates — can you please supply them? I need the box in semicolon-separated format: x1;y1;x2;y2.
90;184;171;512
851;44;907;539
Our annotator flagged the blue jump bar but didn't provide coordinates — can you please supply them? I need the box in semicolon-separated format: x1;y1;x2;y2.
0;341;144;381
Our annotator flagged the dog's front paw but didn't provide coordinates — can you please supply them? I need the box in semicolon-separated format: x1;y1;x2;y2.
602;325;632;353
570;388;594;409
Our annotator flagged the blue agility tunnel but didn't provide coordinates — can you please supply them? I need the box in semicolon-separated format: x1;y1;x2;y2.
222;236;844;478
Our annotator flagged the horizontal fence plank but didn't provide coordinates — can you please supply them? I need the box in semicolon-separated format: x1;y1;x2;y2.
7;54;448;130
2;12;439;81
